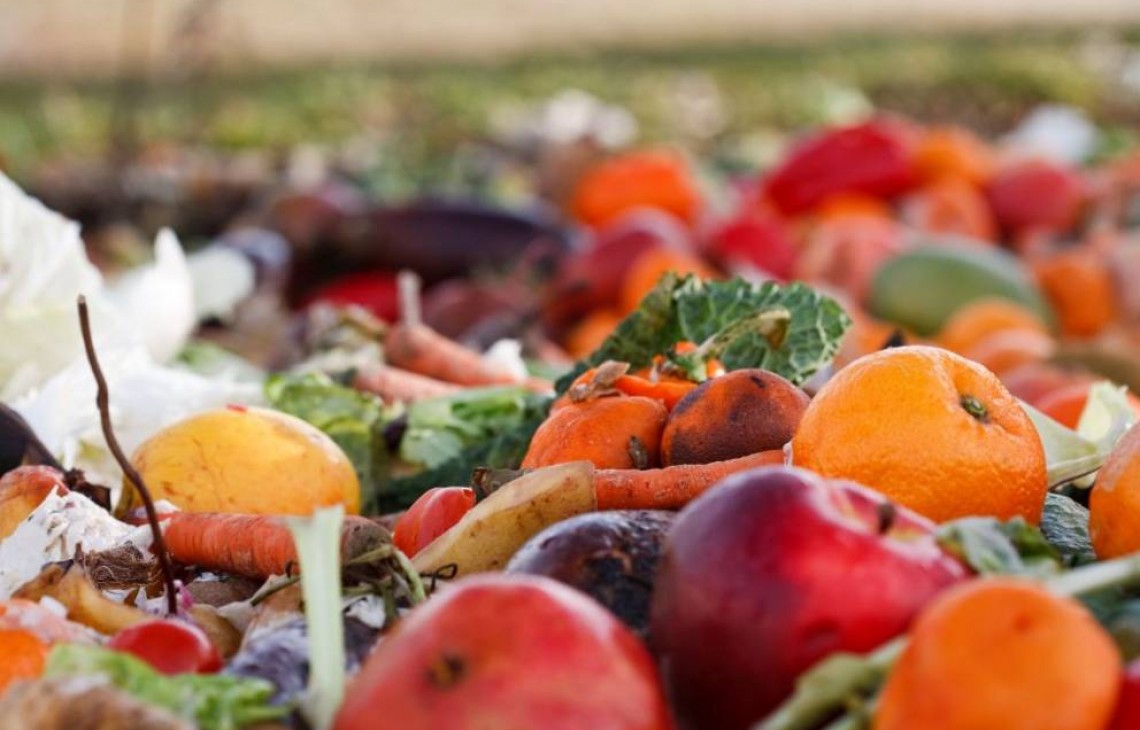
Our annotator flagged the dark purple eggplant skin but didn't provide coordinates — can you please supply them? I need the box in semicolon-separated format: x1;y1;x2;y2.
330;199;570;283
506;510;674;638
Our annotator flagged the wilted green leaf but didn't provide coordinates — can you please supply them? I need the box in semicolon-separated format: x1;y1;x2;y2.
1040;493;1096;567
559;274;851;391
937;516;1061;578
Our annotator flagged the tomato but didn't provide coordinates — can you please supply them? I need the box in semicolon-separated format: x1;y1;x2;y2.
303;270;401;322
985;159;1086;236
1108;659;1140;730
764;119;919;215
710;213;798;281
394;487;477;557
107;620;223;675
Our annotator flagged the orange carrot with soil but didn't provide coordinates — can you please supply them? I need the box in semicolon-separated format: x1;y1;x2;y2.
593;449;785;511
386;271;553;392
353;363;461;404
163;513;389;579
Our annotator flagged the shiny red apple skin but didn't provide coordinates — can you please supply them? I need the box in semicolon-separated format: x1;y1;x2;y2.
1108;659;1140;730
335;573;674;730
650;466;968;730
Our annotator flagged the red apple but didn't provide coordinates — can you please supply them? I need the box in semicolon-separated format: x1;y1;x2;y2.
1108;658;1140;730
650;466;968;730
335;573;674;730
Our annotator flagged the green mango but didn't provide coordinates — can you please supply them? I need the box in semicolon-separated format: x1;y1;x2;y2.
868;240;1055;336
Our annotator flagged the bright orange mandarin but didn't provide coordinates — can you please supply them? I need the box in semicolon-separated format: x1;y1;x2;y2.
0;629;49;693
792;346;1047;523
913;126;995;186
571;150;702;229
874;579;1121;730
1090;424;1140;558
1033;247;1118;338
936;297;1049;355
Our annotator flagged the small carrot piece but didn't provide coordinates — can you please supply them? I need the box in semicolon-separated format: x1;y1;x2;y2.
385;323;552;392
594;449;785;511
163;513;388;579
353;362;461;404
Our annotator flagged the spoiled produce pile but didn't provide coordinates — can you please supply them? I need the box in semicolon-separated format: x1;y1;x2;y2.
4;112;1140;730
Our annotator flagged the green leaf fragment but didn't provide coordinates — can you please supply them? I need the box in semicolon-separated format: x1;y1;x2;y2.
558;274;852;392
936;516;1061;578
45;644;287;730
265;372;389;514
1039;493;1096;567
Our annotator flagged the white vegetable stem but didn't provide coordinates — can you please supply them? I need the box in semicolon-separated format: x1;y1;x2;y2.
286;505;347;730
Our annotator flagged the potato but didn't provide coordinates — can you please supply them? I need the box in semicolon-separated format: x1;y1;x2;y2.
412;462;596;577
125;407;359;516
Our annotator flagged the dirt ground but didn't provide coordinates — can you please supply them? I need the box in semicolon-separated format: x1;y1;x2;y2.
2;0;1140;80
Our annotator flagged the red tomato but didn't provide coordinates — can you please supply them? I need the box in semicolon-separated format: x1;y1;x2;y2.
710;213;798;281
763;119;919;215
108;620;223;675
303;271;401;322
393;487;477;557
985;159;1086;236
1108;659;1140;730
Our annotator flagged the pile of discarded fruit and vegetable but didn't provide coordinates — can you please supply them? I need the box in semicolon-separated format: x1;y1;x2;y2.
6;113;1140;730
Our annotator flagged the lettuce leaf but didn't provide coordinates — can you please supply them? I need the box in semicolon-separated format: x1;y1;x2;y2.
558;274;851;391
400;386;548;469
265;373;389;515
46;644;287;730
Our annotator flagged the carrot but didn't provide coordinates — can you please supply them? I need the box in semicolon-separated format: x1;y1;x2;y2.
593;449;785;511
353;362;461;404
385;323;552;393
163;513;388;579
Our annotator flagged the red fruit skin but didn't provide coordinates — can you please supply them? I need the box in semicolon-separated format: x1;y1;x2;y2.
546;211;687;329
711;214;798;281
107;620;223;675
650;466;968;730
985;159;1086;236
335;574;674;730
1109;659;1140;730
763;120;919;215
303;270;401;322
392;487;476;557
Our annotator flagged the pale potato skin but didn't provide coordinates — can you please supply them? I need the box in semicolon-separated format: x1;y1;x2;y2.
412;461;596;577
128;407;360;516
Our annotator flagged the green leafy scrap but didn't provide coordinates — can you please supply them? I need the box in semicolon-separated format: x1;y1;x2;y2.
265;372;389;514
46;645;287;730
558;274;851;391
936;516;1062;578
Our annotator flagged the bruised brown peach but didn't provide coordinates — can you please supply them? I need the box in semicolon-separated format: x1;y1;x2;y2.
661;369;809;466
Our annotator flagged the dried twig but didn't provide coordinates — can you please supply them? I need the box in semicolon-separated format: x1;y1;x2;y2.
77;296;179;615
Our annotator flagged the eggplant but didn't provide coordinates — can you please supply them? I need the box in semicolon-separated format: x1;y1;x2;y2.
506;510;674;638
